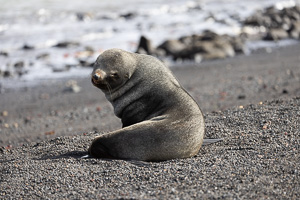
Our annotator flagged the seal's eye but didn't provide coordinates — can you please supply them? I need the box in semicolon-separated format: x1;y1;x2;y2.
110;72;119;78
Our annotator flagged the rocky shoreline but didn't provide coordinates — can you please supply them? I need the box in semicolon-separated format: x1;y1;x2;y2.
1;5;300;80
1;42;299;149
136;5;300;62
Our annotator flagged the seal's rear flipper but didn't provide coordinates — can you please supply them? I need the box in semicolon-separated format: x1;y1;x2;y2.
202;138;222;145
81;154;91;159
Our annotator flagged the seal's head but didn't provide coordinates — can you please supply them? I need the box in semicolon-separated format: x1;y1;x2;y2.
91;49;137;92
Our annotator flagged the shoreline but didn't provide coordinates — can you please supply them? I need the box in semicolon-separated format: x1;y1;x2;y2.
0;43;300;148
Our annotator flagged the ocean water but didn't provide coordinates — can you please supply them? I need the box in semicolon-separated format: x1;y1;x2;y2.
0;0;299;86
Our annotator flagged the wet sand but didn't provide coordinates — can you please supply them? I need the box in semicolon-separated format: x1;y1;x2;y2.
0;43;300;199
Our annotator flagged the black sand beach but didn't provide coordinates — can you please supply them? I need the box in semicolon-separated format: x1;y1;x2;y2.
0;43;300;199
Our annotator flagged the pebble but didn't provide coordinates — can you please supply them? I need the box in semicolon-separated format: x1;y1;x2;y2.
44;130;55;135
22;44;35;50
2;111;8;117
64;80;81;93
0;51;9;57
53;41;80;48
36;53;50;60
14;61;24;68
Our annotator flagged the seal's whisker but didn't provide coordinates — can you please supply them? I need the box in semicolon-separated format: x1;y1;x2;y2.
106;83;113;99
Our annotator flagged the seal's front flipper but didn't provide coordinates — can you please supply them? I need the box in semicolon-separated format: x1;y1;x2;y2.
202;138;222;145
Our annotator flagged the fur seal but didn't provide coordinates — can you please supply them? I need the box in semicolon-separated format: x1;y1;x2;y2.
88;48;210;161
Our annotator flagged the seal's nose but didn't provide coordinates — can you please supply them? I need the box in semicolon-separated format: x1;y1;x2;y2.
92;69;106;84
93;73;100;81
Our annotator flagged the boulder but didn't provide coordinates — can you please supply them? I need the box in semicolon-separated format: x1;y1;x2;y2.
136;35;155;55
157;39;186;56
288;21;300;39
264;28;289;40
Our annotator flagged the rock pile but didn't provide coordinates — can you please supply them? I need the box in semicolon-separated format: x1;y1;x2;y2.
244;5;300;40
137;5;300;62
136;31;246;63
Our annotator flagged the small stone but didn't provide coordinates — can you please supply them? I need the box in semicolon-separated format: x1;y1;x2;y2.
13;123;19;128
238;95;246;100
2;111;8;117
3;70;11;77
22;44;34;50
36;53;50;60
45;131;55;135
120;12;136;20
24;117;32;124
53;41;80;48
14;61;25;68
96;106;102;112
85;46;95;52
78;60;94;67
0;51;9;57
64;80;81;93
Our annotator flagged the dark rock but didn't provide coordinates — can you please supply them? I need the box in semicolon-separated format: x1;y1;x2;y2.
22;44;34;50
179;35;194;45
24;117;32;124
36;53;50;60
154;48;166;57
120;12;136;20
229;36;247;54
53;41;80;48
288;21;300;39
191;39;234;60
283;6;300;21
84;46;95;53
52;65;71;73
238;95;246;100
3;70;11;77
0;51;9;57
13;61;28;77
264;28;289;41
214;39;235;57
76;12;91;21
282;89;288;94
244;5;300;41
136;47;147;55
199;30;220;41
14;61;25;68
16;70;28;77
157;31;240;61
157;39;186;56
244;11;270;27
136;35;154;55
98;15;115;20
78;60;94;67
202;49;227;60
